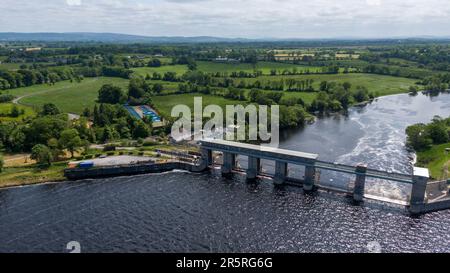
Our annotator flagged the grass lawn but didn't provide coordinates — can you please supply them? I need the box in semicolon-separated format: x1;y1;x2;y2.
152;93;245;117
14;77;129;114
239;73;419;96
0;103;36;121
416;143;450;180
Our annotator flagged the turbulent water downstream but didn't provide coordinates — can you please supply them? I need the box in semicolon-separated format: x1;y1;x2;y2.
1;93;450;253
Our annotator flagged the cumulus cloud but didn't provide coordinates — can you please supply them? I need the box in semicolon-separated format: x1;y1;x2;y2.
0;0;449;38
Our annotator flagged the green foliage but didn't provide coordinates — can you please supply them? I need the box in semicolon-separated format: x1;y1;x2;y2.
406;116;450;151
31;144;53;168
406;124;433;151
148;59;162;67
98;84;126;104
133;120;151;139
0;94;15;103
59;129;83;158
41;103;60;116
0;154;3;173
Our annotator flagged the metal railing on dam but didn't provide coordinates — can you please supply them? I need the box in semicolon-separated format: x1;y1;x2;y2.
315;161;413;184
198;139;434;214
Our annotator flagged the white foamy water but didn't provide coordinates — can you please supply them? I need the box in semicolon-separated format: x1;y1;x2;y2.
280;92;450;201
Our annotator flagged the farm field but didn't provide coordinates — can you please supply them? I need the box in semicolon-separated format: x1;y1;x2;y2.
152;93;245;116
132;65;188;77
15;77;129;114
235;73;418;96
281;92;318;105
0;103;36;121
196;61;323;74
131;61;324;78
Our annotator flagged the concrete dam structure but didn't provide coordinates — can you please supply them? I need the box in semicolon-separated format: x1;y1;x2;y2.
199;139;450;214
64;139;450;215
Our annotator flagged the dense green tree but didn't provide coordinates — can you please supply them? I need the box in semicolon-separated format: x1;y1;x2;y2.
10;105;20;117
31;144;53;167
59;129;83;158
98;84;126;104
406;124;433;151
152;83;163;94
41;103;60;116
132;120;150;139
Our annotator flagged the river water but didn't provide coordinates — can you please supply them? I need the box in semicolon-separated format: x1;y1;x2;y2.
1;93;450;253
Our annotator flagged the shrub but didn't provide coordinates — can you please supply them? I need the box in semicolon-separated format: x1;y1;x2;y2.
143;141;158;146
106;151;115;156
0;94;15;103
103;145;116;152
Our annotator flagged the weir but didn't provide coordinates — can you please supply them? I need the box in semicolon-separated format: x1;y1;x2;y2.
199;139;438;214
63;139;448;215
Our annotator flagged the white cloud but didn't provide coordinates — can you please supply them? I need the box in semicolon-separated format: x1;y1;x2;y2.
0;0;449;38
366;0;382;6
66;0;82;6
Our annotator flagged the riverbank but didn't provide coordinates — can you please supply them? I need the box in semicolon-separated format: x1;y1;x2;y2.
0;143;198;189
416;143;450;180
0;162;67;189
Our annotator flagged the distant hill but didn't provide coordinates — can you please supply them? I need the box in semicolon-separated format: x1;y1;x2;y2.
0;32;252;43
0;32;449;44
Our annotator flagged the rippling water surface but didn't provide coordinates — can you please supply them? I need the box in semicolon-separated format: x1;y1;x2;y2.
1;93;450;253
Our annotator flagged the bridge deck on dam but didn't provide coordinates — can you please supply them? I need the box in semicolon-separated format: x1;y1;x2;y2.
200;139;318;164
200;139;413;184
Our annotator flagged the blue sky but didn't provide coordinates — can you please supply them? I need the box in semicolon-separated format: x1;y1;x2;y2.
1;0;449;38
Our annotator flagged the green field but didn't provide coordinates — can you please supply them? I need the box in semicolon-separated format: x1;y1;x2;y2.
132;65;189;77
14;77;129;114
0;103;36;121
196;61;322;74
132;61;324;77
152;93;245;116
236;73;418;96
417;143;450;180
281;92;318;105
0;162;67;188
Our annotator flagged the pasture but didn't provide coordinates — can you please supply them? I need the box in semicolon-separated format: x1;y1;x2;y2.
235;73;418;96
152;93;245;117
14;77;129;114
131;65;188;77
0;103;36;122
196;61;323;74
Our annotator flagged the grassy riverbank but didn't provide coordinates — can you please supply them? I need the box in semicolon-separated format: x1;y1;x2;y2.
416;143;450;180
0;162;68;188
0;143;197;189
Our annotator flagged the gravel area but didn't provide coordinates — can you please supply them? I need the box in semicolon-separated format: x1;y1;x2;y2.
73;156;155;166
